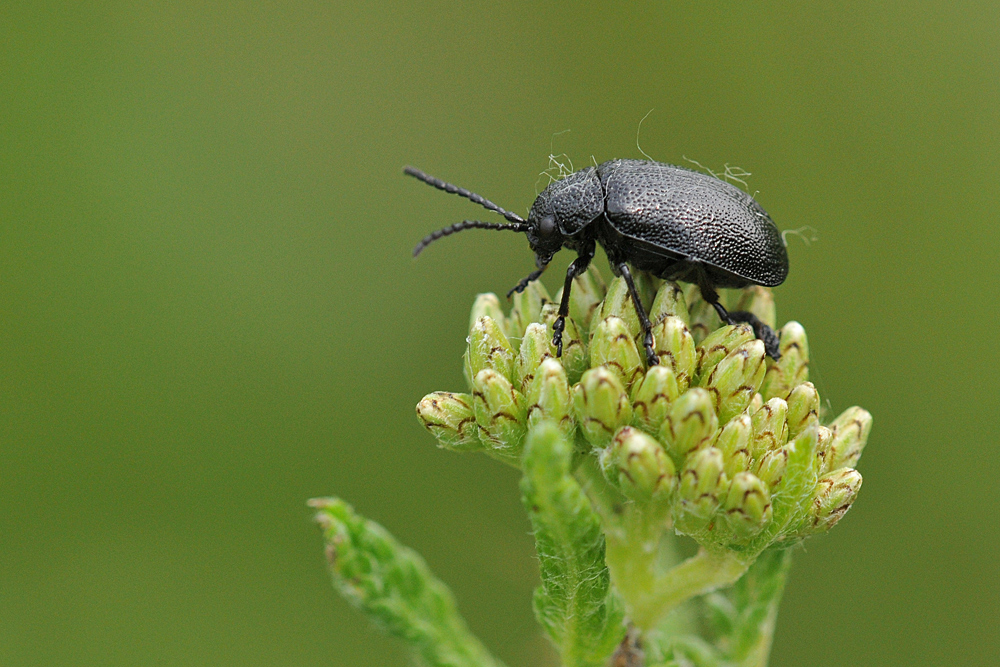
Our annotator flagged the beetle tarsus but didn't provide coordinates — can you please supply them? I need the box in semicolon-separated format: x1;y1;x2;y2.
729;310;782;361
506;267;545;298
708;297;783;361
552;316;565;357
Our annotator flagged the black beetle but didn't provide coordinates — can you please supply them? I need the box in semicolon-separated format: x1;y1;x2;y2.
405;158;788;364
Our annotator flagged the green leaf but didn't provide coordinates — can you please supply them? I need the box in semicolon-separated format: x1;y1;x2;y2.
311;498;505;667
710;547;793;667
520;423;625;667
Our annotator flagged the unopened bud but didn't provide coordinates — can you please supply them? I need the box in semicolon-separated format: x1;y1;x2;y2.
786;382;820;439
723;472;773;539
590;316;644;389
660;388;719;461
700;339;767;424
803;468;863;535
750;398;789;460
472;369;526;466
603;426;677;502
508;280;552;337
713;413;753;478
826;407;873;471
593;277;642;339
813;426;835;474
682;283;717;344
515;323;555;393
630;365;680;433
648;280;690;327
650;316;697;391
415;392;482;453
760;322;809;400
564;265;607;334
573;367;632;448
466;316;516;386
754;448;788;492
525;358;574;437
469;293;507;334
678;447;726;522
696;325;755;384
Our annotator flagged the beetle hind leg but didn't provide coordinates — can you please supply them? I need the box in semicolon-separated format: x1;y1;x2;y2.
703;289;782;361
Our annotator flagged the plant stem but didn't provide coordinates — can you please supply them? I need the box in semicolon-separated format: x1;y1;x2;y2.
609;544;749;632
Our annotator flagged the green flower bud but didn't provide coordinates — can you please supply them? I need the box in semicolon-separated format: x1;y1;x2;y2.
826;406;873;471
515;323;555;393
802;468;863;535
810;425;831;472
785;381;820;439
660;387;719;462
573;367;633;448
539;304;588;385
648;280;690;327
593;277;642;339
732;285;776;330
465;316;516;387
760;321;809;400
566;265;607;334
603;426;677;503
753;447;788;492
525;358;574;437
713;413;753;478
750;398;789;461
630;365;680;433
469;293;507;334
682;283;717;343
650;316;697;391
769;426;820;536
722;472;773;539
700;339;767;424
472;369;526;466
748;392;764;414
415;392;483;453
678;446;726;521
508;280;552;338
696;324;755;384
590;316;645;389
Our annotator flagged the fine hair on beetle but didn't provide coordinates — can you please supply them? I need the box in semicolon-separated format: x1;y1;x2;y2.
405;157;789;364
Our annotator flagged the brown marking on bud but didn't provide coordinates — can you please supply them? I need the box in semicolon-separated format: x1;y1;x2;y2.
585;417;617;435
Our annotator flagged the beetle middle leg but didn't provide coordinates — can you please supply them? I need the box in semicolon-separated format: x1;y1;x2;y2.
618;263;660;367
552;243;595;357
700;283;782;361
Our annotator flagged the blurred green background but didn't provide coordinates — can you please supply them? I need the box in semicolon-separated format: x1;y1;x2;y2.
2;2;998;665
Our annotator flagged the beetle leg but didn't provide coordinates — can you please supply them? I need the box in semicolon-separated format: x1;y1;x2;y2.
618;263;660;367
727;310;782;361
702;285;783;361
506;254;551;298
553;244;595;357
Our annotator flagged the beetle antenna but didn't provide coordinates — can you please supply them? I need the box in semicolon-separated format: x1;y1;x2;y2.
404;166;526;224
413;220;529;257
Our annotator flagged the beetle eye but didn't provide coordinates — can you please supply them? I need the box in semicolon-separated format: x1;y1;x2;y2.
538;216;557;237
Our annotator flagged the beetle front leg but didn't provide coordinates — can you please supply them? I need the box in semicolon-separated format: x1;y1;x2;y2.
618;263;660;366
553;245;595;357
506;254;550;298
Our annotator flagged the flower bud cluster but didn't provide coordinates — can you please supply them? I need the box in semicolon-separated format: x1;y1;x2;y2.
416;267;870;551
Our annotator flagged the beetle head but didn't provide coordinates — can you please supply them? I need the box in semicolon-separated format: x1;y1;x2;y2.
524;212;564;262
